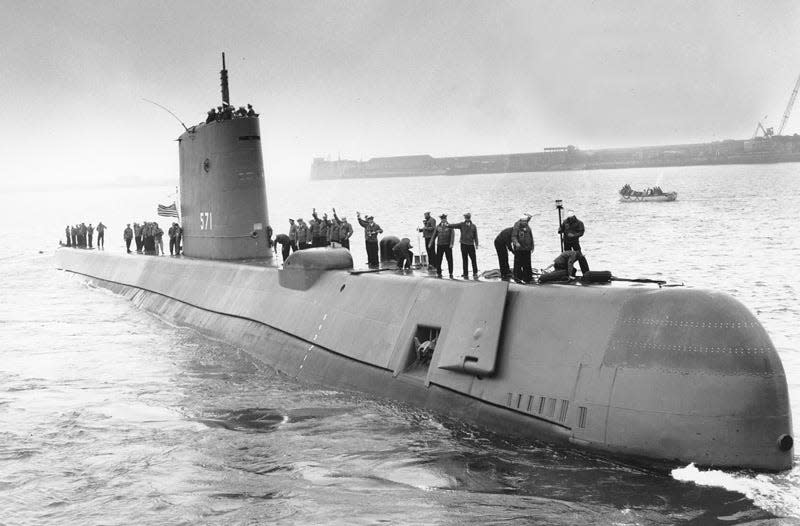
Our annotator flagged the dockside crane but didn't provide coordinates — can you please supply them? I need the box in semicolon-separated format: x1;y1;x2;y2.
777;72;800;136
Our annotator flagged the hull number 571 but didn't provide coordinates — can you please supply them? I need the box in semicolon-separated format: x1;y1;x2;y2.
200;212;213;230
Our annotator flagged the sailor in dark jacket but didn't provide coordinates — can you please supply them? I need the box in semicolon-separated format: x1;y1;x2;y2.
448;213;479;278
65;225;72;247
430;214;454;278
339;215;353;250
392;238;413;270
124;224;133;253
511;214;534;283
275;233;292;262
417;211;436;269
558;211;589;273
357;212;383;267
494;227;513;280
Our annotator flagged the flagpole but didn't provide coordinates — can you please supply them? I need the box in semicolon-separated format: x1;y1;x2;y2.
176;185;181;223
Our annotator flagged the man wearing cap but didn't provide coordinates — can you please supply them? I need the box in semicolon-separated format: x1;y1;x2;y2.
339;214;353;250
296;218;310;250
310;209;327;248
430;213;454;278
392;237;413;270
511;213;535;283
417;211;437;269
558;211;589;273
448;212;479;278
357;212;383;267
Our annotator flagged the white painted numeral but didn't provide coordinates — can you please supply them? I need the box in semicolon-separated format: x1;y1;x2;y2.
200;212;213;230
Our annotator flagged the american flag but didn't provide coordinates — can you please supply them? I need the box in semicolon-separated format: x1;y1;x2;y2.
157;203;179;218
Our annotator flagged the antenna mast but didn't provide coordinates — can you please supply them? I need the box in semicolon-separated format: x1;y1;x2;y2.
220;52;230;106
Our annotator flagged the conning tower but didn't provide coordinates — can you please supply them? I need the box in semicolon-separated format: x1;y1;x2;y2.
177;53;271;260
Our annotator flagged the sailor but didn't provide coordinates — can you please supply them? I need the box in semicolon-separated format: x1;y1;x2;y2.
65;225;72;247
356;212;383;268
448;213;479;278
339;215;353;250
288;218;298;252
413;336;437;365
430;213;454;278
246;104;258;117
295;218;310;250
155;223;164;255
124;223;133;253
221;104;233;120
80;223;88;248
168;223;178;255
71;225;78;248
417;211;437;269
275;233;292;262
511;213;534;283
558;211;589;273
392;237;413;270
96;222;106;249
266;224;273;249
329;209;342;246
176;224;183;254
494;227;513;280
235;106;247;117
87;224;94;249
310;209;326;247
215;106;223;121
550;249;589;280
205;108;217;123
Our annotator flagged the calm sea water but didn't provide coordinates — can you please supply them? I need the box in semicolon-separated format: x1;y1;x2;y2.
2;163;800;525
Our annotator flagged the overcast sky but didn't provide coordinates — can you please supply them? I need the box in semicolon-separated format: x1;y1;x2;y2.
4;0;800;187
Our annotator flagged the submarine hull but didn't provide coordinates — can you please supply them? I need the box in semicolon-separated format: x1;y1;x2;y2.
55;248;794;472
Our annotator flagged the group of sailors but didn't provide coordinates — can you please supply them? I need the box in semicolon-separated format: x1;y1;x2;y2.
205;103;258;123
272;209;354;262
272;207;590;284
64;222;106;250
122;222;183;256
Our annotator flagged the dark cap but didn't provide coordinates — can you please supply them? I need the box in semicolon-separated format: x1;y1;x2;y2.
439;213;447;218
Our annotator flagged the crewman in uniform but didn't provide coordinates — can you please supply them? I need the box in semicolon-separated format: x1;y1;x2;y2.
96;222;106;249
65;225;72;247
511;213;534;283
155;223;164;255
558;210;589;273
274;233;292;262
288;218;298;252
124;224;133;253
329;209;342;247
71;225;78;247
87;224;94;248
295;218;310;250
430;213;454;278
205;108;217;123
339;215;353;250
246;104;258;117
539;249;589;282
392;237;413;270
168;223;178;255
356;212;383;267
417;211;436;269
310;209;330;247
448;212;479;278
494;226;513;280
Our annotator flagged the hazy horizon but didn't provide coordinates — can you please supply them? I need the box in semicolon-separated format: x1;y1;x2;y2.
4;0;800;188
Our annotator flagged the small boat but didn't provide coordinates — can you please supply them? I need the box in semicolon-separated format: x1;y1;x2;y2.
619;184;677;202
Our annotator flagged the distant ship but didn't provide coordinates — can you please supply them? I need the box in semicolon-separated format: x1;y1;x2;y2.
56;55;794;473
310;136;800;179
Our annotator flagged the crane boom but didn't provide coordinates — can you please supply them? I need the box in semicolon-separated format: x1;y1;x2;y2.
778;73;800;135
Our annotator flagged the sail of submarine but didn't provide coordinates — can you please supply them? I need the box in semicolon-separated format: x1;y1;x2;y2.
55;53;794;472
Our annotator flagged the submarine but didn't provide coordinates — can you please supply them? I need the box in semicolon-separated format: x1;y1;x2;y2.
56;54;794;472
